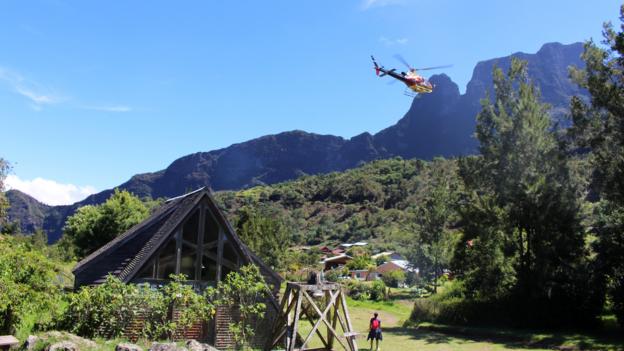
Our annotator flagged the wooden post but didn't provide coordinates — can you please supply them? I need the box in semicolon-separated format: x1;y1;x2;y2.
288;289;303;351
270;282;357;351
195;205;206;280
216;228;224;283
174;229;182;274
328;291;339;350
340;291;358;351
285;287;294;350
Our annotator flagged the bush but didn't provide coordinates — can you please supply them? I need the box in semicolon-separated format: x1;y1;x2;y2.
409;281;512;326
0;236;66;339
61;274;214;340
217;265;271;350
345;280;387;301
381;270;406;288
324;269;342;283
369;280;387;301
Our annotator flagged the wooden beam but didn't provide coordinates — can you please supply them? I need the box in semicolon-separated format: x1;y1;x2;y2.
182;239;197;249
202;249;236;270
328;290;339;350
286;282;341;291
271;283;358;351
195;205;206;280
270;285;293;349
216;227;224;283
203;239;218;250
278;290;299;327
333;299;349;343
301;290;347;351
288;289;303;351
271;286;295;350
301;303;329;349
340;291;358;351
175;229;182;275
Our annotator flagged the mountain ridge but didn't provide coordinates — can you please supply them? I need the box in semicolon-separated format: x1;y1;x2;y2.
5;41;587;242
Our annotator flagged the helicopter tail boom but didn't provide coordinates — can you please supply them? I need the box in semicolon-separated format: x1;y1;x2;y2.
371;55;381;76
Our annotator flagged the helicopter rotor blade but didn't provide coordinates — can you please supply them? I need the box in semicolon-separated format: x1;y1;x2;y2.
393;54;413;70
414;64;453;71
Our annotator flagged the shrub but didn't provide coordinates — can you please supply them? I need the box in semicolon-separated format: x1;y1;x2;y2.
409;280;512;326
381;270;406;288
158;274;215;339
345;280;387;301
0;236;66;339
324;269;342;283
61;274;214;340
217;265;271;350
369;280;387;301
62;275;142;338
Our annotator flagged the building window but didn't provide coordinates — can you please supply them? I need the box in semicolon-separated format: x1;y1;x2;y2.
182;209;200;244
201;254;218;281
157;236;177;279
135;202;242;284
137;258;155;279
179;244;197;279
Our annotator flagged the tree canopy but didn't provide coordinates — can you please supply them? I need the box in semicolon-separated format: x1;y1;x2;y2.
568;6;624;325
60;189;151;259
452;58;598;326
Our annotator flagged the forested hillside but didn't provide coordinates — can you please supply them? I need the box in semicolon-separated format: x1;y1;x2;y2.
215;157;460;250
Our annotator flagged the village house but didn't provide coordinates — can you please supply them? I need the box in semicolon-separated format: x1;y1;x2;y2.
322;253;352;271
72;188;282;349
371;251;405;262
376;259;414;276
348;269;378;281
338;241;368;249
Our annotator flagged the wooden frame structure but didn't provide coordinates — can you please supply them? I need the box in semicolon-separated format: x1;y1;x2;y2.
72;188;282;348
269;282;358;351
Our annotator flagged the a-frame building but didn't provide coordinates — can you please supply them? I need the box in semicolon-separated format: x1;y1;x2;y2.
72;187;282;348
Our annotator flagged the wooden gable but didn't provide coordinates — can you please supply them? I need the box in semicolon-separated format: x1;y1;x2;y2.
73;188;281;290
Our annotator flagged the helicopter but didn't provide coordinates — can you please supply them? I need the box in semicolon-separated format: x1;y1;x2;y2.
371;55;452;95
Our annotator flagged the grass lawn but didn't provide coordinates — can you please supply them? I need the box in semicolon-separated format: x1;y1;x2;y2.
294;291;624;351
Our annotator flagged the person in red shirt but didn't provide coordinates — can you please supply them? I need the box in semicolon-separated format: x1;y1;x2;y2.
367;312;382;350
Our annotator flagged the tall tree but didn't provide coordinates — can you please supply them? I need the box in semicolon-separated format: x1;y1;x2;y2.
569;6;624;325
235;205;290;270
61;189;150;259
454;59;597;326
407;159;459;293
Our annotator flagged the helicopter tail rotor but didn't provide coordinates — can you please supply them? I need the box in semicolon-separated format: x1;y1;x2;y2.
371;55;381;76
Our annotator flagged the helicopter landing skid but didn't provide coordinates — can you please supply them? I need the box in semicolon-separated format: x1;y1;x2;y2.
403;88;417;98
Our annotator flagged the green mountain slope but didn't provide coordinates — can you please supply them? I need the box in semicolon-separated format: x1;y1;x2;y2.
215;157;460;249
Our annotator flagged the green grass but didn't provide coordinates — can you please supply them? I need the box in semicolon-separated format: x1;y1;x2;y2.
293;292;624;351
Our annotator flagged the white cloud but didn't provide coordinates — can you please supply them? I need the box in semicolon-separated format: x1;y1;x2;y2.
361;0;405;10
0;67;63;106
0;66;131;112
5;174;97;206
379;36;409;46
80;105;132;113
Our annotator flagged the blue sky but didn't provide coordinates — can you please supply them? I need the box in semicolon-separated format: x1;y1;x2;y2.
1;0;621;205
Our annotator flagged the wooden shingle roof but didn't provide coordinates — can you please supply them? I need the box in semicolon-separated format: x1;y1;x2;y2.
72;188;282;288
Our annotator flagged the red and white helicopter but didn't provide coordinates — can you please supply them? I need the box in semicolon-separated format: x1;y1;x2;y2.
371;55;452;95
